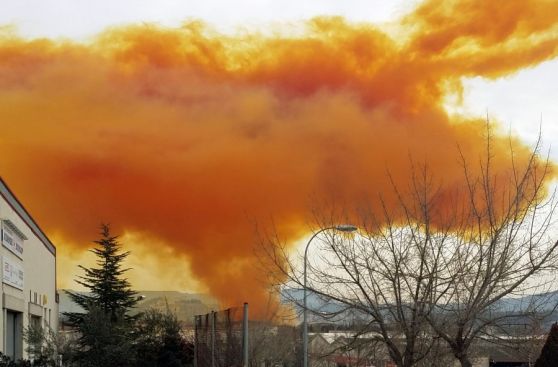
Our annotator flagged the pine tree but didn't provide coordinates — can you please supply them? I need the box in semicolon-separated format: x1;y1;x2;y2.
64;224;139;367
535;323;558;367
66;224;138;324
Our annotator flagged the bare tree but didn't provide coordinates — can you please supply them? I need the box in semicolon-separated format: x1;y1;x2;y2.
262;164;457;367
260;130;558;367
425;133;558;367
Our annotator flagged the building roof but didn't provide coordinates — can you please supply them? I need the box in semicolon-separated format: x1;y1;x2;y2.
0;177;56;255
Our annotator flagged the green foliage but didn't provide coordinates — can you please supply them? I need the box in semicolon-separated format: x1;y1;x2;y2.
135;307;194;367
64;224;139;367
535;323;558;367
55;332;79;366
66;224;138;324
0;353;31;367
23;323;58;366
73;305;136;367
60;224;194;366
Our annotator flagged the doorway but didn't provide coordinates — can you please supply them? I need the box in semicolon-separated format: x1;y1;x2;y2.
5;310;23;360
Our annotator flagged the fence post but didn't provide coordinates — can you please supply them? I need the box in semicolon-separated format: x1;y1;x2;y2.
211;311;216;367
226;308;232;362
242;303;249;367
194;315;198;367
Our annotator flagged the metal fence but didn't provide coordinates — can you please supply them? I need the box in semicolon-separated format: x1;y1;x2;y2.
194;303;249;367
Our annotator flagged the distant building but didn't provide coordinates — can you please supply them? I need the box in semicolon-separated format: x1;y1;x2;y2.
308;330;544;367
0;178;58;360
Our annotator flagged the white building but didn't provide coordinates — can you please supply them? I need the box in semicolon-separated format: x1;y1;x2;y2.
0;178;58;360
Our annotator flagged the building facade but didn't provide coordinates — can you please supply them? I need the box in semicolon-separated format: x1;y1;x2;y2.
0;178;57;360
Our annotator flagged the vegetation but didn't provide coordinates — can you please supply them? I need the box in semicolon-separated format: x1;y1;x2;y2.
60;224;193;367
0;353;30;367
66;224;139;323
135;307;194;367
265;133;558;367
64;224;138;367
23;323;60;366
535;323;558;367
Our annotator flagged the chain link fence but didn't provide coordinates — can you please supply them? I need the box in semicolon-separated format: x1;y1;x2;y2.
194;304;248;367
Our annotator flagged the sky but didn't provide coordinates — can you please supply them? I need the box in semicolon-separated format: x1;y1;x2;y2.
1;0;405;38
1;0;558;312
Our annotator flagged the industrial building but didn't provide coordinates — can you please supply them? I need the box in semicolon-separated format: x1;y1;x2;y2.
0;178;57;360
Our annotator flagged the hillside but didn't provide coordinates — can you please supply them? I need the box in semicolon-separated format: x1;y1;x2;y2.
59;290;220;325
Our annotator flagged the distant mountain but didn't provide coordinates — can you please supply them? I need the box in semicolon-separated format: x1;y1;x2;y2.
282;288;558;326
492;290;558;313
60;288;558;327
281;288;356;323
59;290;220;325
282;288;355;312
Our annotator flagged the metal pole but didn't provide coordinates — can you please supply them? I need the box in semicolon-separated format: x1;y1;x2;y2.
211;311;216;367
194;316;198;367
301;224;357;367
242;303;249;367
303;227;333;367
226;308;232;362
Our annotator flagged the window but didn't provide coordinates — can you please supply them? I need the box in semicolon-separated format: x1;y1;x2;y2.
30;315;41;329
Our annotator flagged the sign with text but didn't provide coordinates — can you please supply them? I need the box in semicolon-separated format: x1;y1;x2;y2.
3;257;24;290
2;223;23;258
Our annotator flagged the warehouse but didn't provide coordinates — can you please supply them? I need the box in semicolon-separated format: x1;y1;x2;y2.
0;178;57;360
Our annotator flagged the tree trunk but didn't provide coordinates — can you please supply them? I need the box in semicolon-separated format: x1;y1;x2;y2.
458;355;473;367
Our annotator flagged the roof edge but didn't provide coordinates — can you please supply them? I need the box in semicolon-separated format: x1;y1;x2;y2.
0;177;56;256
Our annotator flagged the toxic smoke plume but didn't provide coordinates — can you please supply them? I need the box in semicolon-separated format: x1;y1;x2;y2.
0;0;557;311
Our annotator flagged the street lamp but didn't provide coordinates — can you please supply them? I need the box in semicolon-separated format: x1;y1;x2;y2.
303;224;358;367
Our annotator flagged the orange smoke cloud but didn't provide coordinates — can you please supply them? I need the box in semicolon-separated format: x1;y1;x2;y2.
0;0;557;311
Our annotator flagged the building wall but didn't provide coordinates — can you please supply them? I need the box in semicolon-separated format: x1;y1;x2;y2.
0;179;57;360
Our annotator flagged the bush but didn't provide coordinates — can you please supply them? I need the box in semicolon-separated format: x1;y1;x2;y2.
135;308;193;367
0;352;31;367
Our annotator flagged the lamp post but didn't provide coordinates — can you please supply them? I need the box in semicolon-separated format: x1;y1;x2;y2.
303;224;358;367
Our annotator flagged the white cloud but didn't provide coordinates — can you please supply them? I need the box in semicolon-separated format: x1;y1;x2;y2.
0;0;406;40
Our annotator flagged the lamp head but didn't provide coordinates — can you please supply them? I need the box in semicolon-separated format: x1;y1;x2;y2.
334;224;358;232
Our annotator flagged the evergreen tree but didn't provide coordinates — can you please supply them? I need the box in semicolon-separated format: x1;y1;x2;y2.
66;224;138;324
535;323;558;367
64;224;139;367
74;305;136;367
